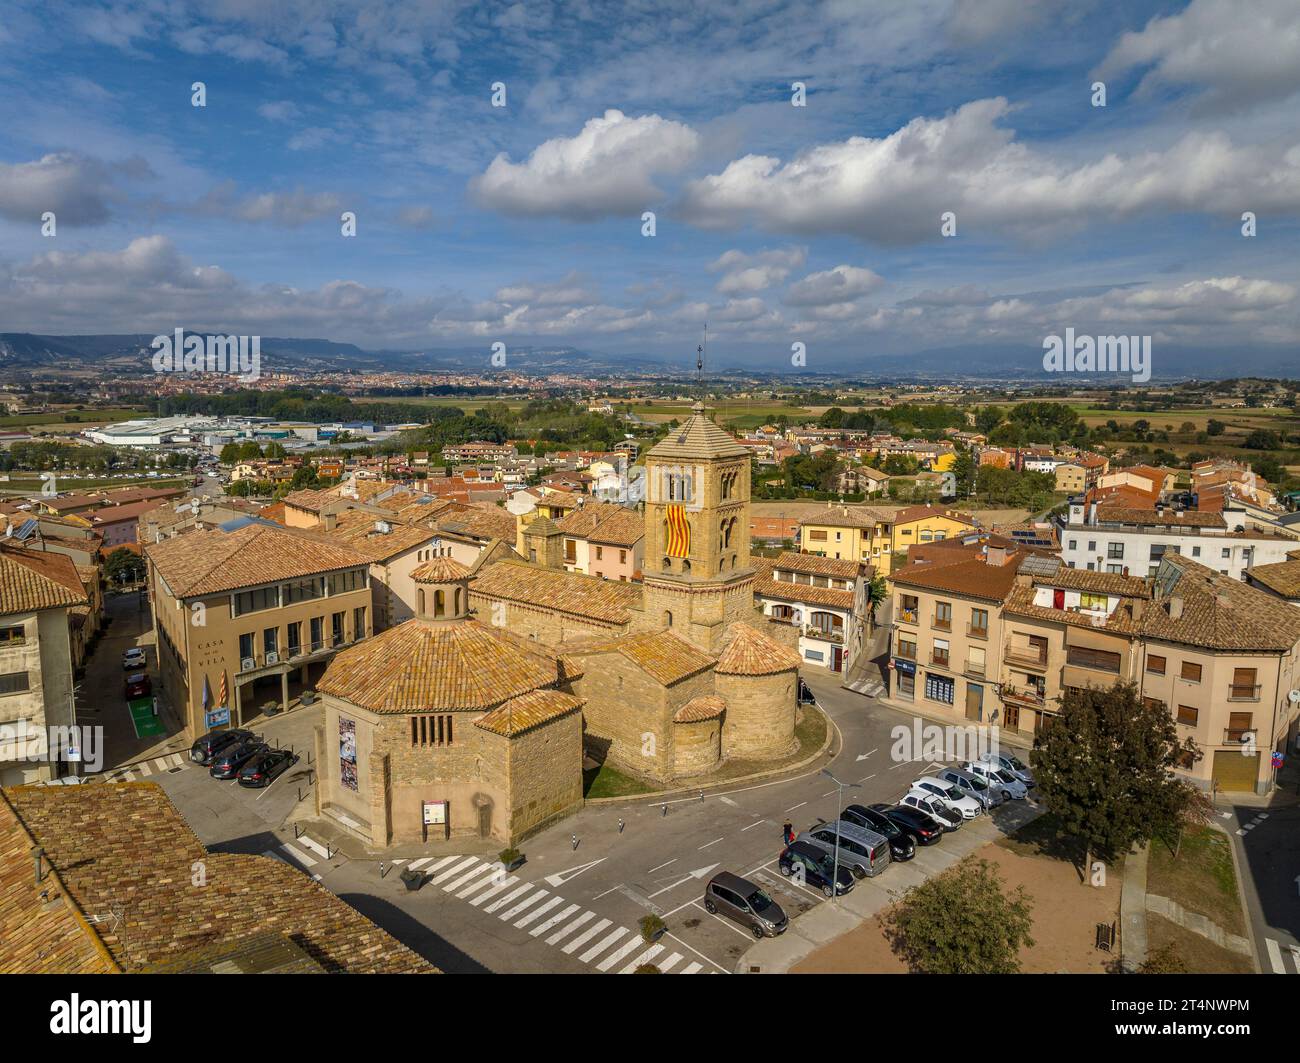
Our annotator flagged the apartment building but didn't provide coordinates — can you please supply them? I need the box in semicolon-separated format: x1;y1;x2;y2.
799;503;893;568
754;552;871;673
0;545;87;785
1246;550;1300;606
889;506;979;568
1060;503;1299;580
146;520;374;736
887;544;1300;794
1055;454;1108;494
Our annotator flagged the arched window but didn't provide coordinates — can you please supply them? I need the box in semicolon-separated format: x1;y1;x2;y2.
454;587;463;614
663;610;672;627
434;589;445;617
682;559;691;574
418;589;425;614
662;555;672;571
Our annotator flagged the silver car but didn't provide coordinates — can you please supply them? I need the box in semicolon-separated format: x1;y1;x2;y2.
938;766;1005;809
964;761;1028;800
899;790;962;830
978;750;1035;788
797;820;893;878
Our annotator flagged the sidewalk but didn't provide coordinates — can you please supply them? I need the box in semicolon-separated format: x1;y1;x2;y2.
738;799;1045;973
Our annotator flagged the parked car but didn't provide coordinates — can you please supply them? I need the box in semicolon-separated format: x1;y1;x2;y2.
124;672;152;699
899;790;963;831
978;750;1035;788
121;647;147;671
209;738;268;779
237;748;298;788
190;728;255;765
869;803;944;846
703;871;789;939
964;761;1028;800
797;820;892;878
778;840;855;898
911;776;983;819
938;766;1005;809
840;803;916;861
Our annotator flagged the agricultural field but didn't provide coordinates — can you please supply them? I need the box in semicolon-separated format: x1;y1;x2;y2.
0;406;145;430
634;399;813;428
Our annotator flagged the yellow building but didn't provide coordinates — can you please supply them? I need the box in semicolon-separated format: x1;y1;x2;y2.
799;504;893;569
889;505;979;570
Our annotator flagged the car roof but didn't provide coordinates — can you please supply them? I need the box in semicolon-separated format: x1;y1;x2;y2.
710;871;759;893
785;840;827;860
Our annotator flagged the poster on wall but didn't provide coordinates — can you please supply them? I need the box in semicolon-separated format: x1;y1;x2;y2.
339;717;358;791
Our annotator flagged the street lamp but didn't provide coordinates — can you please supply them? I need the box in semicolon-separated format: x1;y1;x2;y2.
821;767;861;904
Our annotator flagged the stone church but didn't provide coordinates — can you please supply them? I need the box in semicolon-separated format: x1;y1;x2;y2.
314;402;804;847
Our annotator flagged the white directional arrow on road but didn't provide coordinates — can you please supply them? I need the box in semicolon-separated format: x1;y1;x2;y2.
855;748;878;762
647;863;718;899
544;858;607;887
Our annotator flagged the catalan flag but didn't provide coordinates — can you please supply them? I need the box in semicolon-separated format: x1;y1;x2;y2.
665;504;691;558
218;670;228;708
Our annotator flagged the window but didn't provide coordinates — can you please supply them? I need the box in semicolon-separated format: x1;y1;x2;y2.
1146;655;1166;675
967;645;986;677
969;608;988;637
0;671;30;695
1142;696;1166;712
1066;646;1121;673
1230;667;1259;701
239;632;254;663
1180;661;1202;683
1221;548;1230;559
1192;546;1201;558
933;601;952;630
924;673;954;704
233;585;278;616
310;616;324;650
809;529;827;542
1107;543;1124;559
1068;539;1077;550
411;714;455;747
931;638;950;667
284;577;324;603
1176;704;1199;726
595;546;603;561
332;612;345;646
353;606;367;641
565;539;577;562
1080;592;1108;610
619;550;627;564
287;622;302;656
1227;712;1253;742
263;627;278;655
1087;541;1096;552
897;636;917;660
0;625;26;646
899;595;919;623
327;569;365;596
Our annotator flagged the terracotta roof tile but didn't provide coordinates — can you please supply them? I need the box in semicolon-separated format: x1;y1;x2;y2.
0;545;87;617
475;688;584;737
674;694;727;723
647;405;750;460
470;560;641;627
562;630;715;685
770;551;860;580
715;622;800;676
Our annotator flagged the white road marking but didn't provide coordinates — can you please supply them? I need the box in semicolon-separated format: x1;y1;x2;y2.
598;935;645;972
546;910;596;945
592;884;621;900
515;895;565;928
681;961;703;974
621;943;665;973
657;951;684;972
698;837;723;850
563;917;612;955
858;774;876;783
431;856;480;884
785;801;806;812
458;872;507;899
647;859;677;874
444;862;498;892
498;889;549;921
531;903;580;937
718;796;738;807
295;835;331;859
740;819;768;832
579;926;629;964
485;884;534;914
1267;937;1285;973
469;876;519;907
282;844;318;867
543;858;606;887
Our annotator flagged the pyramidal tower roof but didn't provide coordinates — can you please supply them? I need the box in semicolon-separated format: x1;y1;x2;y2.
647;401;749;461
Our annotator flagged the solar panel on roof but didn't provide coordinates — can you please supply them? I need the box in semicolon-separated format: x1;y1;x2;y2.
14;519;37;541
1017;554;1060;576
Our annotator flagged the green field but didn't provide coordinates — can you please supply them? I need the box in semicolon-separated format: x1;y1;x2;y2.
0;407;145;429
0;475;191;497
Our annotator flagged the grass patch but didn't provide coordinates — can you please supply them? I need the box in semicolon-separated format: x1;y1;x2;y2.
583;761;655;799
706;702;828;782
0;407;144;428
1145;912;1254;974
1147;825;1244;936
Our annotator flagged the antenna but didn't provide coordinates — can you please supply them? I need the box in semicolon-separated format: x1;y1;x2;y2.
696;324;707;406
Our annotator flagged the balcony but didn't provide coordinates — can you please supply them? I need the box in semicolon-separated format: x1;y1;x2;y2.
932;615;952;632
897;607;919;625
1004;641;1048;668
1224;727;1256;745
895;642;917;661
964;659;986;679
1002;685;1046;708
1227;684;1261;702
966;625;989;640
930;651;951;669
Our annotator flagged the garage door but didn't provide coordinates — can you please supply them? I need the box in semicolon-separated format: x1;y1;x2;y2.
1211;750;1260;793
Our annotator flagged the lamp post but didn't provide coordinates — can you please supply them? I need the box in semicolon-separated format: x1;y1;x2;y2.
821;768;861;904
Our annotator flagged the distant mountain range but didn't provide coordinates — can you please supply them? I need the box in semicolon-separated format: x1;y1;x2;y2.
0;332;1294;381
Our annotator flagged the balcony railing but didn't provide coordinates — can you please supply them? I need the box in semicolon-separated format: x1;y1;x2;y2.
1224;727;1256;745
967;625;989;640
1227;684;1261;702
1002;685;1046;708
930;651;950;668
898;607;918;624
1004;642;1048;667
896;642;917;660
964;659;986;678
932;615;952;632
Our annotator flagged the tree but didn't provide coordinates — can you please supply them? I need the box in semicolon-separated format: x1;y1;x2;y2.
1244;429;1280;450
1032;683;1201;882
883;857;1034;974
1206;419;1225;436
103;547;145;585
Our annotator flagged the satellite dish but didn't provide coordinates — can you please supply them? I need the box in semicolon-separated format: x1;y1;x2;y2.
505;492;537;516
1289;689;1300;705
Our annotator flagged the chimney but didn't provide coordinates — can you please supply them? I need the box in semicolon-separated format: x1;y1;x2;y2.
322;511;337;532
1167;596;1183;620
986;545;1008;568
31;845;44;884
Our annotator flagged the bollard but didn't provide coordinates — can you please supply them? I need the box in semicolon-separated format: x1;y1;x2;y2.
379;861;388;879
617;818;624;834
661;803;668;817
571;833;579;851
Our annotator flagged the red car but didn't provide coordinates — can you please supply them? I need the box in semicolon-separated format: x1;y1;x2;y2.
124;672;152;699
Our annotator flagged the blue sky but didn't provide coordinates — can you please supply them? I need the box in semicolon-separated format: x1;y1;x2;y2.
1;0;1298;370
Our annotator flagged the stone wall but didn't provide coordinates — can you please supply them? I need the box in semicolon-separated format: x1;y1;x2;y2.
468;592;627;646
572;652;673;781
673;716;722;776
501;711;585;841
717;669;798;760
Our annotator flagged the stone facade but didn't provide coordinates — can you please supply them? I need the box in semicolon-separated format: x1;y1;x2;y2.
716;669;798;760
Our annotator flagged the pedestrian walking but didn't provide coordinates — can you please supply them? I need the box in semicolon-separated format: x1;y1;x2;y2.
782;822;795;847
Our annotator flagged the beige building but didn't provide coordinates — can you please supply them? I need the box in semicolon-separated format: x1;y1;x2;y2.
146;521;375;736
0;546;87;785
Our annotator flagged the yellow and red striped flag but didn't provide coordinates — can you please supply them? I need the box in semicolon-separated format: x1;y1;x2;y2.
218;670;228;707
665;505;691;558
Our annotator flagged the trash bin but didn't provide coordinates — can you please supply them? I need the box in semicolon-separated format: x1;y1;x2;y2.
400;869;424;892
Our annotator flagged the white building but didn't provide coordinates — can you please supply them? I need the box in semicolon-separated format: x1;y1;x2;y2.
754;552;871;673
1061;503;1300;581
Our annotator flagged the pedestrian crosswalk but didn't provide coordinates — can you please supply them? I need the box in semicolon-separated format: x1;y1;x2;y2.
262;832;340;881
391;854;711;974
97;752;187;782
1265;937;1300;973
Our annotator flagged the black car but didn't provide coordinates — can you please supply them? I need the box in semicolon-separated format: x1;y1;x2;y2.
842;802;916;861
869;802;944;847
778;840;855;898
209;738;268;779
238;748;297;788
190;728;255;766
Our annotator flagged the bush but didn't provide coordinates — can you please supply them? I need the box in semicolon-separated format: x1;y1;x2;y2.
498;847;522;867
639;914;666;942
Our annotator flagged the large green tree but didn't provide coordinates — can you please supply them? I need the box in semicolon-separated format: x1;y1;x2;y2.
103;547;145;584
1032;683;1201;881
884;857;1034;974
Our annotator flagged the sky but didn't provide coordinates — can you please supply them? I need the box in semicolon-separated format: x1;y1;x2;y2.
1;0;1299;372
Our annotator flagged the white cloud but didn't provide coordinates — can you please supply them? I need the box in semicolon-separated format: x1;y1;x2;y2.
0;152;131;225
784;265;884;307
680;96;1300;244
707;247;806;294
1097;0;1300;109
471;109;700;220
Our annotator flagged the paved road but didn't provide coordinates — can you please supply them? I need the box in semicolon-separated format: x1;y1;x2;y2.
1224;800;1300;973
121;661;1027;974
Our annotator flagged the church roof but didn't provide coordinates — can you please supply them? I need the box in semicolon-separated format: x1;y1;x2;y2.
674;694;727;723
562;630;715;685
647;403;750;461
318;618;561;711
470;559;642;626
411;557;470;583
475;688;584;738
715;622;801;676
